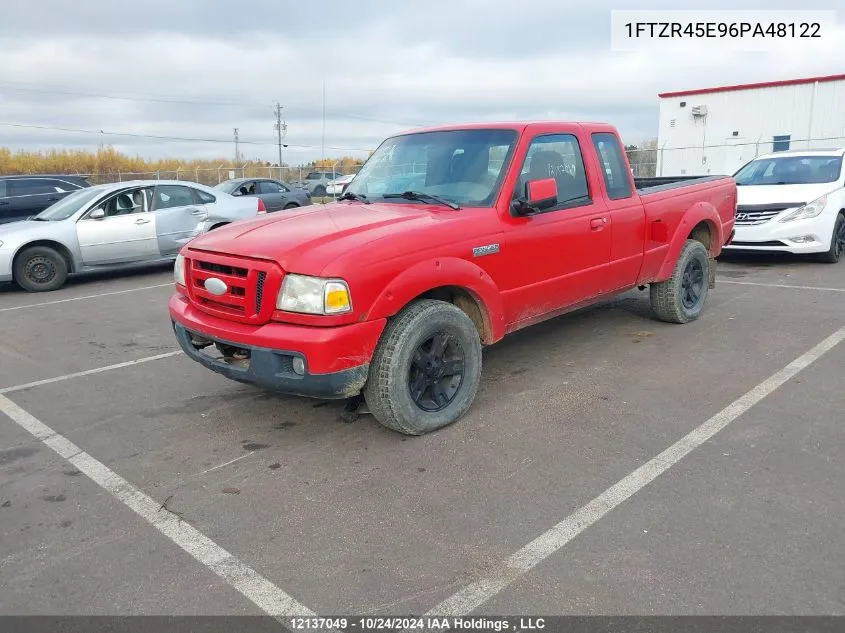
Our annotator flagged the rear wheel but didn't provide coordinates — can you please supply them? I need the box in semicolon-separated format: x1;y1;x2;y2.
363;299;482;435
313;185;327;197
13;246;69;292
815;213;845;263
649;239;710;324
283;202;299;210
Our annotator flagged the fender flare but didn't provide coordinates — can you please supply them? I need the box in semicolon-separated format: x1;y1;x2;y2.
366;257;506;342
655;202;723;281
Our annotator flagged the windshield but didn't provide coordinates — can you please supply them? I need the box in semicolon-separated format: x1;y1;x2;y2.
734;155;843;186
34;187;105;220
344;128;518;207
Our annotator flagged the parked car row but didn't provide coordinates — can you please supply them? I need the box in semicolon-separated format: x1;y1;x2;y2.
3;143;843;296
0;179;266;292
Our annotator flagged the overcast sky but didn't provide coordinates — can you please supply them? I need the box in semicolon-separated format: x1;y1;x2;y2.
1;0;843;165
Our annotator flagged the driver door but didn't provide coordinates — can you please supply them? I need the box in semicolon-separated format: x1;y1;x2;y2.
76;187;159;265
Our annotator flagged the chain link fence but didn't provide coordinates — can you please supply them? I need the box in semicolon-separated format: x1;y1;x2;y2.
78;164;365;188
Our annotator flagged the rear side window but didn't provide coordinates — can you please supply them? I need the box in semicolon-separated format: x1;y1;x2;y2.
591;133;633;200
153;185;197;210
8;178;63;196
195;189;216;204
258;181;283;194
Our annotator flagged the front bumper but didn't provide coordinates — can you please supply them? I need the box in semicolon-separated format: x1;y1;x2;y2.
169;293;385;399
723;216;833;254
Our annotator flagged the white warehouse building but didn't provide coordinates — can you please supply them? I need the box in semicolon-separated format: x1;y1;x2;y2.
655;73;845;178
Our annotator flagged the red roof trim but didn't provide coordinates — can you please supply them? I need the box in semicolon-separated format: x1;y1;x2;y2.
658;73;845;98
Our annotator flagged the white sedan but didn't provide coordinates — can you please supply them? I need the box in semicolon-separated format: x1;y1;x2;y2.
0;179;264;292
325;173;355;196
726;148;845;263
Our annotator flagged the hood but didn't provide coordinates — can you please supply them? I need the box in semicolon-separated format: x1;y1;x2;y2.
185;201;450;272
736;182;834;207
0;219;59;239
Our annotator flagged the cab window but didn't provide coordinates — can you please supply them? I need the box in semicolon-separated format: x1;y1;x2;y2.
514;134;591;211
591;133;633;200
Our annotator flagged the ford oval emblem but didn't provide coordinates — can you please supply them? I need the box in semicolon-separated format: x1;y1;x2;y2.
204;277;228;296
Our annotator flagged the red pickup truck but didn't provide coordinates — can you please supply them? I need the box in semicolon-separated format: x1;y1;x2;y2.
169;122;736;435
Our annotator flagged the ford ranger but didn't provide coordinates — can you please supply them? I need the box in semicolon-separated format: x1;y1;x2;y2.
169;122;737;435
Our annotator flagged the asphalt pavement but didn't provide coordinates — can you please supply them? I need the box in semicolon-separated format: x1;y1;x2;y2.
1;253;844;622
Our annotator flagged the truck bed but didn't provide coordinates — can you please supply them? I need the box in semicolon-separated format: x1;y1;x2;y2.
635;175;733;195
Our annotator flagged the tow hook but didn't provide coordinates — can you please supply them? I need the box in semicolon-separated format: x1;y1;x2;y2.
189;333;213;349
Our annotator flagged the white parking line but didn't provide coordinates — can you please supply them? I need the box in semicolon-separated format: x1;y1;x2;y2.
0;393;318;620
423;324;845;617
0;283;172;312
721;280;845;293
0;351;182;394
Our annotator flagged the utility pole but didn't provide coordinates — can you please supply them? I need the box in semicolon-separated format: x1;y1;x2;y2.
233;128;240;163
273;101;287;174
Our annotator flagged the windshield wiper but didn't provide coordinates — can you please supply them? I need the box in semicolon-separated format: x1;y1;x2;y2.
338;191;371;204
383;191;461;210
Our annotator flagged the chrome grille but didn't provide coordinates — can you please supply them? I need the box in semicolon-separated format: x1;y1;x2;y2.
735;203;804;226
185;252;282;325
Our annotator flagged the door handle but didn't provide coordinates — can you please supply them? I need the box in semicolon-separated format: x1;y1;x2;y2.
590;217;608;230
0;201;9;206
189;209;205;216
134;218;151;225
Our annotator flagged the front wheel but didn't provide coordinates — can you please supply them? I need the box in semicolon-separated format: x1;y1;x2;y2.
13;246;69;292
815;213;845;263
649;239;710;324
363;299;482;435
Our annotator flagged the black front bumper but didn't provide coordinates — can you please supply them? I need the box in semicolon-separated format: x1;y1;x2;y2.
172;321;369;400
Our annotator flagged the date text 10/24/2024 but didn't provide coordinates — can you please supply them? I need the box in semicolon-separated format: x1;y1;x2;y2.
289;617;547;631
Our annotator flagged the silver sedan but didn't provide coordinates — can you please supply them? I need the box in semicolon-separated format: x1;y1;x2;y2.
0;179;262;292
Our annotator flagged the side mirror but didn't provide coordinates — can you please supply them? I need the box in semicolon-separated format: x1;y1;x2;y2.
513;177;557;216
89;208;106;220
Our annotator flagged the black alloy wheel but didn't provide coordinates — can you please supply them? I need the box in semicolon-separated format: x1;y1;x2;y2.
407;332;465;412
680;257;705;311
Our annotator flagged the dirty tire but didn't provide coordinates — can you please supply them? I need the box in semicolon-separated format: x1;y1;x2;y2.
13;245;68;292
283;202;299;210
649;239;710;324
363;299;482;436
815;213;845;263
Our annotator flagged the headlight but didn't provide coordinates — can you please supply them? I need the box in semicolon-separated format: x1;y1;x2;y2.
779;195;828;223
174;254;186;286
276;274;351;314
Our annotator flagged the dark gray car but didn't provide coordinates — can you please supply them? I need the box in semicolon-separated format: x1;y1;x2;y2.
214;178;311;212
